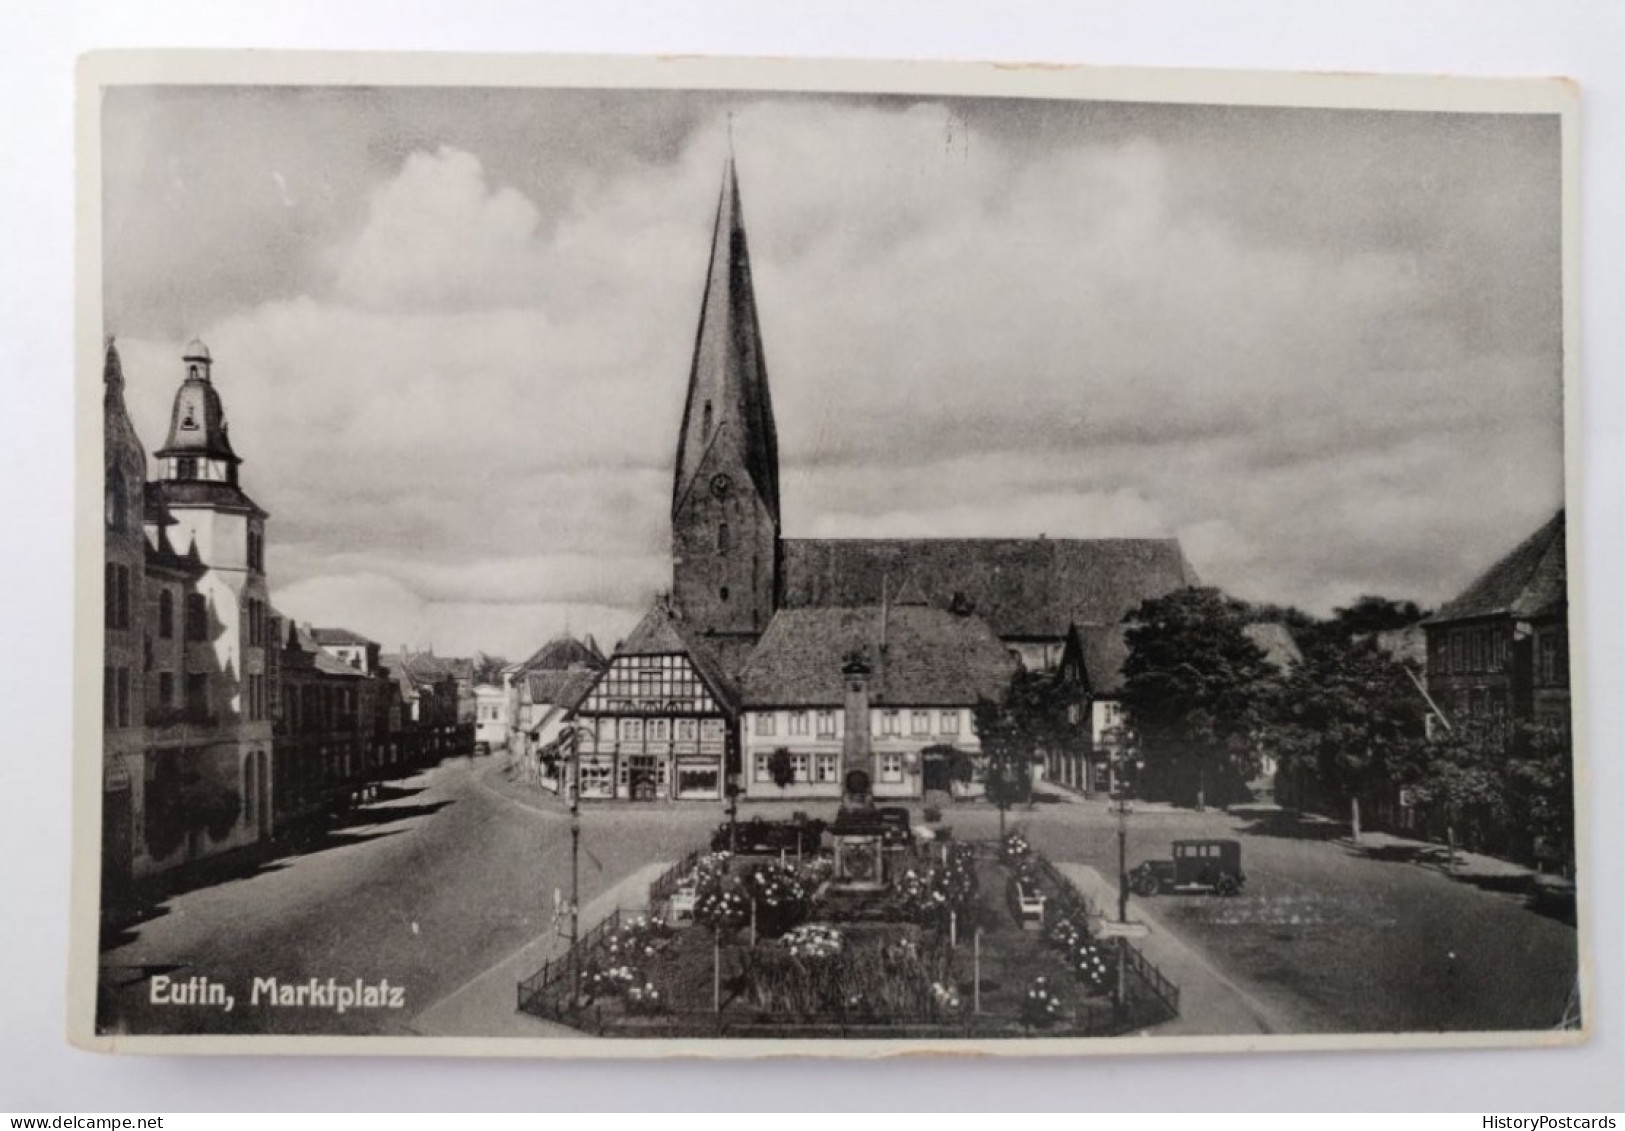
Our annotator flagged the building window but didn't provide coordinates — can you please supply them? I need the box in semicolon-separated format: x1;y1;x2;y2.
103;666;115;726
879;753;905;783
186;673;207;716
105;468;126;532
880;710;901;737
621;718;645;742
675;718;698;742
788;711;809;736
1538;634;1558;686
756;712;776;737
911;710;930;736
816;709;837;738
753;752;772;782
1450;632;1463;673
717;523;731;555
702;399;713;435
158;589;173;639
177;457;198;480
158;671;174;706
185;594;208;641
941;710;960;735
104;564;131;630
648;718;670;742
815;753;839;783
792;753;811;783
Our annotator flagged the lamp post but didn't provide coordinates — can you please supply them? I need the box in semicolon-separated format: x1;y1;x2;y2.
1114;744;1144;925
564;724;581;1006
725;776;739;854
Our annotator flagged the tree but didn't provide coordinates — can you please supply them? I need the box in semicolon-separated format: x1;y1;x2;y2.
472;653;510;685
1329;595;1428;638
767;747;795;789
1266;638;1428;839
1120;587;1277;809
1506;722;1576;873
973;669;1067;838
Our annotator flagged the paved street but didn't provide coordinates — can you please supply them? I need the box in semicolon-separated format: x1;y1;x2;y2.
97;753;717;1036
98;764;1579;1038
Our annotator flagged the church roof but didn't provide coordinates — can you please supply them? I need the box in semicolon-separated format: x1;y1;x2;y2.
781;537;1199;640
1428;510;1567;624
1073;624;1132;696
739;605;1017;708
671;158;780;525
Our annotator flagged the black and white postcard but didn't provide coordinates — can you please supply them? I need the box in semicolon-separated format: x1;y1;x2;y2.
70;52;1586;1057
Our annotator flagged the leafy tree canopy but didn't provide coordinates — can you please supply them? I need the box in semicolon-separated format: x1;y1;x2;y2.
1120;587;1278;805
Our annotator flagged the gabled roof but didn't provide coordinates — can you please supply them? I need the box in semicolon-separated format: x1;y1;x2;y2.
398;651;474;683
607;600;741;712
525;669;600;712
1429;510;1567;624
518;635;607;673
147;478;268;519
1243;622;1304;673
739;605;1017;708
1075;624;1132;697
312;626;376;647
781;537;1198;640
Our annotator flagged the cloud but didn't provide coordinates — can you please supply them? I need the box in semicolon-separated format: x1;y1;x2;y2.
110;94;1565;655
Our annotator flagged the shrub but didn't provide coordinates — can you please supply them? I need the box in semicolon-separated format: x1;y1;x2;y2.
1021;975;1065;1029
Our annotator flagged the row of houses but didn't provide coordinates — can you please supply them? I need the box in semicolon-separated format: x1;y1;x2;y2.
101;339;476;898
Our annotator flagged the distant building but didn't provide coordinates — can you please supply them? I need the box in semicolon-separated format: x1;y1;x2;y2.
474;683;508;751
503;633;607;792
269;618;380;823
101;339;274;893
736;598;1017;801
1424;510;1570;741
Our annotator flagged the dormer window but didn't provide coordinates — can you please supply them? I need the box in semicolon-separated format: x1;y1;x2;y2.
181;404;198;430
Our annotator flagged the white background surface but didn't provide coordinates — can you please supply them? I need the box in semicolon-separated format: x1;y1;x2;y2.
2;0;1620;1113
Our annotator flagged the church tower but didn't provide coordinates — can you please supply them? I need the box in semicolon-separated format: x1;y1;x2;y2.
671;158;782;649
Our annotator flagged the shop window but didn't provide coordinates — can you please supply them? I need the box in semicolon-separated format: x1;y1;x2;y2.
879;753;904;783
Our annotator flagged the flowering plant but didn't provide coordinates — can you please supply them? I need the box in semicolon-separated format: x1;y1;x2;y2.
1067;937;1114;994
624;980;666;1016
782;923;843;960
694;884;751;930
929;980;962;1014
581;962;640;1000
1002;831;1033;862
1020;975;1065;1029
745;862;812;936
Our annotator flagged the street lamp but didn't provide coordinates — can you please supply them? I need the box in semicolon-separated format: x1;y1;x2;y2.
1113;744;1144;925
725;778;739;853
561;724;582;1007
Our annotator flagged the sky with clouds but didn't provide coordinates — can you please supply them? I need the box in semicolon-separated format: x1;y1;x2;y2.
101;86;1565;659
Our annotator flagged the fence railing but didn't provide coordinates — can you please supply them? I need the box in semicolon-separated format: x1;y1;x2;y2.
517;906;643;1016
1118;934;1180;1018
648;847;705;912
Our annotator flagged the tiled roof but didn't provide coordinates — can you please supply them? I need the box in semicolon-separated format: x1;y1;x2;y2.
738;605;1017;708
525;669;600;712
1429;510;1566;624
781;537;1198;639
313;627;376;647
398;651;474;682
148;478;268;518
1075;624;1131;696
518;635;607;673
1243;622;1304;672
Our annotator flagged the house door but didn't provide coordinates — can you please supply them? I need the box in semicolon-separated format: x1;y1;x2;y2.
922;751;952;792
628;755;659;801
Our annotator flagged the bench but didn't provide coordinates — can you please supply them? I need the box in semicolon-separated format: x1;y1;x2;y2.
1008;877;1046;931
667;882;698;924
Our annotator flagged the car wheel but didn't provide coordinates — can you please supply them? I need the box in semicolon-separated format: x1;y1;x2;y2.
1216;876;1239;897
1131;872;1159;897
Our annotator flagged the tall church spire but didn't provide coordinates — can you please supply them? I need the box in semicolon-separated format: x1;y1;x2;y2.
672;157;780;524
670;157;783;645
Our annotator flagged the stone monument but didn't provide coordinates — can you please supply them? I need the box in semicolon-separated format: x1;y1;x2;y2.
828;652;889;891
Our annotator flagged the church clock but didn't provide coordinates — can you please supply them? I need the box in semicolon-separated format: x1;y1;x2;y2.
709;473;733;499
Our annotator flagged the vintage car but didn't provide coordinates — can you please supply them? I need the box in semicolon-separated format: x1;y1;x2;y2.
710;815;827;855
876;806;913;847
1129;838;1246;896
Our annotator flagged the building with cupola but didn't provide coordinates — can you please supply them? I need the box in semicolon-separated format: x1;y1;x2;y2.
567;158;1200;803
100;338;274;896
